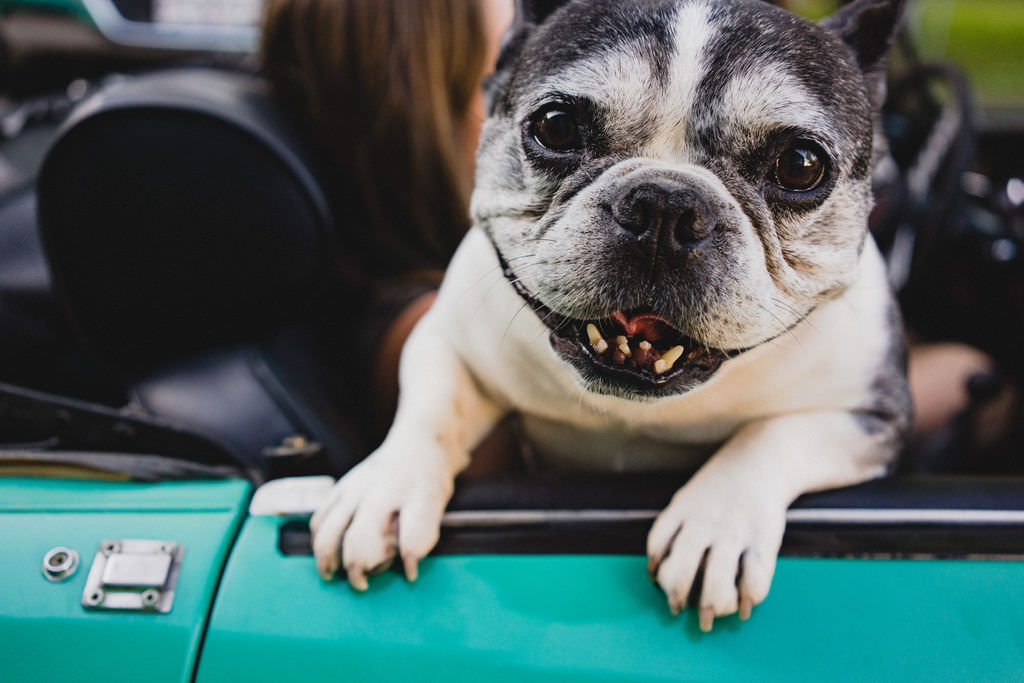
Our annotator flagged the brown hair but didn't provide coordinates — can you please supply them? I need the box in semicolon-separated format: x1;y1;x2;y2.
261;0;488;278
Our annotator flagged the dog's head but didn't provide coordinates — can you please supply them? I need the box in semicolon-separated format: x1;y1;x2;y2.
471;0;904;399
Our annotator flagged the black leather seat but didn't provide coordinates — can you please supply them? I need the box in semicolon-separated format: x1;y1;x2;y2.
4;67;363;477
37;67;334;372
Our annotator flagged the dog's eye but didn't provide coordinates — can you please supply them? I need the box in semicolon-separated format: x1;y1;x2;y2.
532;109;581;152
772;144;826;192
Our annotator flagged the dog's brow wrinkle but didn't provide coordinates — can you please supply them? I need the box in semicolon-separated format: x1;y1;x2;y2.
718;65;829;143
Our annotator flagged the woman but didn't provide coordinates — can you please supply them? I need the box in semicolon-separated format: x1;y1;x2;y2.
261;0;512;453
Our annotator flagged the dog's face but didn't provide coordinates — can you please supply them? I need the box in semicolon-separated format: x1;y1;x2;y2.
471;0;901;399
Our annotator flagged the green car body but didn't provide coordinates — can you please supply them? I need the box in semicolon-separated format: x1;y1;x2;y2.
1;478;249;683
3;475;1023;682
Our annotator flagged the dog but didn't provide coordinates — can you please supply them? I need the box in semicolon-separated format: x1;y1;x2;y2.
311;0;911;631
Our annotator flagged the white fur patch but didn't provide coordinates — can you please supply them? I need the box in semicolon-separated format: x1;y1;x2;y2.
648;1;714;157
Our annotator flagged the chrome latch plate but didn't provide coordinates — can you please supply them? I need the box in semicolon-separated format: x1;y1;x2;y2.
81;539;184;613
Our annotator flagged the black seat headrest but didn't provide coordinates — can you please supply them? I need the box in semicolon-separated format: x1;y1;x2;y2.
37;67;333;374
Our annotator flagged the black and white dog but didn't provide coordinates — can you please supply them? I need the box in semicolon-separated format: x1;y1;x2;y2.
312;0;911;631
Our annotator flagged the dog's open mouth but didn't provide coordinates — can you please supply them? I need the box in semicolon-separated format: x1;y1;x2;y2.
576;311;725;383
502;259;730;392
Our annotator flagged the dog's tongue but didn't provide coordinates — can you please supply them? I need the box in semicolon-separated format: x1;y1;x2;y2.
611;311;675;344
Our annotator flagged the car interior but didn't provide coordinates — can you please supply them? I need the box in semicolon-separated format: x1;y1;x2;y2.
1;0;1023;561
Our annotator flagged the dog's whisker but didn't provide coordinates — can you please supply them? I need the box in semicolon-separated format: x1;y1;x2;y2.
467;258;548;313
462;262;510;294
501;301;533;348
461;268;519;318
758;303;807;352
504;253;538;263
771;298;826;339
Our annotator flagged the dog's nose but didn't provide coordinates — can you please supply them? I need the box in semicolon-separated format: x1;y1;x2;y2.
610;182;715;254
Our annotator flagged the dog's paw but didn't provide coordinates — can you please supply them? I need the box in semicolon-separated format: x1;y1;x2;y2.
646;480;786;632
309;449;454;590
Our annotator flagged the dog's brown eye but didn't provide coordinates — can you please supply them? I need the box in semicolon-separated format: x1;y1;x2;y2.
533;109;581;151
773;145;825;192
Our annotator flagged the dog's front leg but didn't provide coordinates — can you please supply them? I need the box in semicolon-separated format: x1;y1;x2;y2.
647;410;900;631
310;313;503;588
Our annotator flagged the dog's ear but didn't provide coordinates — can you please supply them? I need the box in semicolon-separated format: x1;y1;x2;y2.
483;0;572;114
819;0;906;110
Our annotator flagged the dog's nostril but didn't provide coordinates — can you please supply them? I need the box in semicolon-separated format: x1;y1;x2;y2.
612;188;659;237
627;205;648;236
672;208;696;244
672;205;714;246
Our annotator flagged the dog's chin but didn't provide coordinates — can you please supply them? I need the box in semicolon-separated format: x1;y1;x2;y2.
503;265;735;400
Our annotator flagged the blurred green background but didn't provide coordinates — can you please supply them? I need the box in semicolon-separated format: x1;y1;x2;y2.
911;0;1024;115
787;0;1024;122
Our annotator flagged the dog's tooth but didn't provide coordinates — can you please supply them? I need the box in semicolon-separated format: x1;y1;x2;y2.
586;323;603;345
618;341;631;357
593;338;609;354
615;335;628;346
634;343;650;366
662;345;685;368
654;346;685;374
